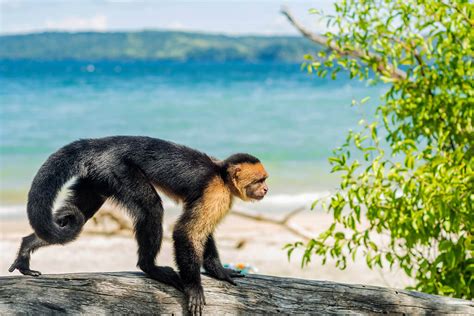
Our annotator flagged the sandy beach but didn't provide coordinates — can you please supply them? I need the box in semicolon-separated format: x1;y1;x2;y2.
1;204;412;290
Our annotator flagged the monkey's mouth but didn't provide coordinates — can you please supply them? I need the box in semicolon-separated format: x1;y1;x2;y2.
252;194;266;201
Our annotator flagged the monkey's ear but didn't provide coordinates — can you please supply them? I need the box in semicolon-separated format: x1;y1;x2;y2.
229;165;241;180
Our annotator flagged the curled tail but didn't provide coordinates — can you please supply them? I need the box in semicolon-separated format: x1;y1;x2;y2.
27;143;86;244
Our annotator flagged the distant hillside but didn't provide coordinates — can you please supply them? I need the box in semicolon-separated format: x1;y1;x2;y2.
0;31;322;62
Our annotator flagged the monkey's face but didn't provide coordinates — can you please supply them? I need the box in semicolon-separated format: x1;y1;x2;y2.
230;162;269;201
245;177;269;200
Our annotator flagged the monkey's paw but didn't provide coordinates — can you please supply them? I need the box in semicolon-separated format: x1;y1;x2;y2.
224;268;245;278
203;264;244;286
218;268;244;286
185;285;206;315
8;258;42;276
139;264;184;292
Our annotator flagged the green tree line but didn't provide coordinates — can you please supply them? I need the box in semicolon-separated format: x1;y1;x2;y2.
0;31;321;62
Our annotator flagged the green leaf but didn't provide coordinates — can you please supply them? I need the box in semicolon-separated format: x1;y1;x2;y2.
360;96;371;104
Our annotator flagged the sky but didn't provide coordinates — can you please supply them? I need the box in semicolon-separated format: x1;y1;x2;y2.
0;0;336;35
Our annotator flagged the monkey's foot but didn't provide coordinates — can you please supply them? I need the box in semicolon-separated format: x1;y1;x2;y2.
185;285;205;316
139;264;184;292
8;258;42;276
18;268;42;276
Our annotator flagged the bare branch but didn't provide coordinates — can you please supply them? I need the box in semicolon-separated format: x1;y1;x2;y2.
281;206;305;224
89;205;315;241
281;6;407;80
231;207;314;241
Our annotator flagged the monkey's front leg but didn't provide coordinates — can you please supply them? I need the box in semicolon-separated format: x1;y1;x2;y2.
203;235;244;285
173;227;206;315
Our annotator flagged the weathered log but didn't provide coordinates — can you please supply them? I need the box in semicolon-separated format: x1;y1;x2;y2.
0;272;472;315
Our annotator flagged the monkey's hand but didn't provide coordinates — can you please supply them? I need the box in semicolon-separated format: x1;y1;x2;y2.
185;285;206;315
223;268;245;278
203;259;244;286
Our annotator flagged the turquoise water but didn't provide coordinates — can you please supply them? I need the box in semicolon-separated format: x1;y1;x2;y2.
0;60;383;206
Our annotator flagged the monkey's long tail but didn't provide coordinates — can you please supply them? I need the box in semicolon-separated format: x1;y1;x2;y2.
27;143;85;244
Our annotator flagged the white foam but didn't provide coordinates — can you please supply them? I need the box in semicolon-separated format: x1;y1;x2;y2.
0;205;26;219
262;191;331;206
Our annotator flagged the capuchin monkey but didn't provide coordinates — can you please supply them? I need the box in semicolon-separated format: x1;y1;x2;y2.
8;136;268;315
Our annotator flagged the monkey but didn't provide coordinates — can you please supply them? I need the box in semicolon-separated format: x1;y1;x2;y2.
8;136;269;314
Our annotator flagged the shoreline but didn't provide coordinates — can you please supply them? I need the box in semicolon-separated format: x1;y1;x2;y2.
0;190;333;219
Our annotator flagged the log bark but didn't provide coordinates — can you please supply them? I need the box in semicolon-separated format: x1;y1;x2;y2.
0;272;472;315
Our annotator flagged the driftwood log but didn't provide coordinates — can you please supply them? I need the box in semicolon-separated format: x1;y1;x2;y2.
0;272;472;315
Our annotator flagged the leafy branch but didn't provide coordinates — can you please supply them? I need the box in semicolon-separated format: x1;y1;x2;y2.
283;0;473;300
280;6;407;80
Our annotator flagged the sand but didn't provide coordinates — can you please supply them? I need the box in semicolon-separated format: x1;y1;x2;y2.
0;207;412;290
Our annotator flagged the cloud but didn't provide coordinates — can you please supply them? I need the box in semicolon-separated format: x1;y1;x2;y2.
165;21;186;31
44;15;108;31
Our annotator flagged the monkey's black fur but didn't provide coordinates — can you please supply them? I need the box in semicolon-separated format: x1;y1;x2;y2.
9;136;262;314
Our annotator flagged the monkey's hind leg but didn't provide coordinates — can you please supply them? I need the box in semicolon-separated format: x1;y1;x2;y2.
132;199;184;291
9;178;106;276
111;165;183;292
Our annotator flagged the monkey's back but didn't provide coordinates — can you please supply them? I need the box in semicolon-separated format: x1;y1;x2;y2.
69;136;221;205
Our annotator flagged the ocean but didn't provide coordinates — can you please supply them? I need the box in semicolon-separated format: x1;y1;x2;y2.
0;60;384;216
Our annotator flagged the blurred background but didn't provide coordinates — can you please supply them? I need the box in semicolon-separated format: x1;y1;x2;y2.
0;0;406;288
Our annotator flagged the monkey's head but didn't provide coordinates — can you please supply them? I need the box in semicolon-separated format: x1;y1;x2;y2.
223;153;269;201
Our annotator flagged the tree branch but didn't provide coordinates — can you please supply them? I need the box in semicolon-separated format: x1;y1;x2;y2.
281;6;407;80
89;206;315;241
231;206;314;241
442;1;474;27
